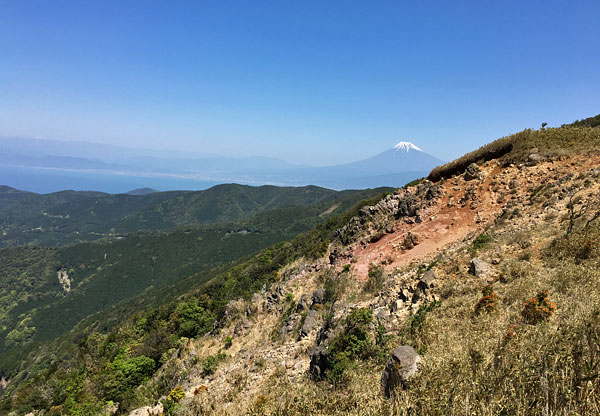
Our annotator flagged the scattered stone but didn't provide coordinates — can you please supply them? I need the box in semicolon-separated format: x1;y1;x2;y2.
381;346;422;398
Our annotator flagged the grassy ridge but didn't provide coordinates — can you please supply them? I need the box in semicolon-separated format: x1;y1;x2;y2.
428;123;600;182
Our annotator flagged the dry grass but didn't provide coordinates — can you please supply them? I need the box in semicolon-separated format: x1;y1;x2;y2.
428;126;600;182
173;157;600;416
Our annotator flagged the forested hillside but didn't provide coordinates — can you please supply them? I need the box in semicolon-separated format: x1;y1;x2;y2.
0;184;373;247
0;187;389;383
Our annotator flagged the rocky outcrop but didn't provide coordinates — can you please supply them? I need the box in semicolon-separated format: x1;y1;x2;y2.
417;270;436;292
335;183;442;246
311;288;326;307
381;346;422;398
464;163;482;181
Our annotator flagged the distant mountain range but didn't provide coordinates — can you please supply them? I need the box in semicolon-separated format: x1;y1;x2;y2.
0;183;392;247
0;137;444;193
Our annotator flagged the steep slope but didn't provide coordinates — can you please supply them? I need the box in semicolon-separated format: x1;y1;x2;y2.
0;187;388;384
2;123;600;415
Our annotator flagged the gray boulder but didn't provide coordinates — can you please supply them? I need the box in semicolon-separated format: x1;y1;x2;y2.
417;270;436;292
299;310;319;339
296;294;311;312
312;288;326;306
381;346;422;398
469;258;494;279
528;153;544;163
309;345;329;379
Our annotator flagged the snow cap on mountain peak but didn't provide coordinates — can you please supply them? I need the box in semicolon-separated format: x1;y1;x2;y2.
393;141;423;152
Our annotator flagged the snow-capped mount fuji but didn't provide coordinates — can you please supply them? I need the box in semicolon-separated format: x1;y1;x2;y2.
393;141;424;152
331;140;444;175
273;141;445;190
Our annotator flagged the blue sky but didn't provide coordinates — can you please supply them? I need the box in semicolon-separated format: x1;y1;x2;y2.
1;0;598;165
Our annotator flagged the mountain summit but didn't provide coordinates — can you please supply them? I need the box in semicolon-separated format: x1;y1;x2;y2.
392;141;423;152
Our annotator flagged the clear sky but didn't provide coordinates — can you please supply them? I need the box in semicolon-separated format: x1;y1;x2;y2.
1;0;598;165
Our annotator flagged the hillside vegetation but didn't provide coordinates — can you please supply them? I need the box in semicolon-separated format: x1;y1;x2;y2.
0;184;378;247
1;119;600;415
0;187;389;376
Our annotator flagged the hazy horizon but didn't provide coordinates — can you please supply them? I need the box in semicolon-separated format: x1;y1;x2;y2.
2;1;599;166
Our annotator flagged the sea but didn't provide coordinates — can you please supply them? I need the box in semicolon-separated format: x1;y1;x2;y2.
0;165;221;194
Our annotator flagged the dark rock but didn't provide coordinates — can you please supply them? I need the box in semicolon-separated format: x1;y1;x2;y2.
397;194;418;218
329;249;340;265
411;290;422;304
403;232;419;249
309;345;329;379
266;286;284;312
398;287;411;302
464;163;481;181
312;288;326;306
390;299;403;312
381;345;422;398
425;185;441;200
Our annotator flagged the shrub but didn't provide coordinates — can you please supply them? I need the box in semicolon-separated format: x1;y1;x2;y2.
327;308;374;385
201;352;227;377
223;336;233;349
364;264;384;293
521;291;557;324
324;272;347;305
475;285;501;314
103;354;156;402
171;297;215;338
162;386;185;415
472;233;491;250
168;385;185;402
